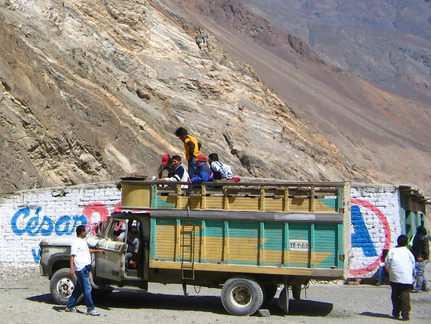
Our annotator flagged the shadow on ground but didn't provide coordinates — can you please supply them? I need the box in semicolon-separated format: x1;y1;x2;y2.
360;312;394;319
27;291;333;317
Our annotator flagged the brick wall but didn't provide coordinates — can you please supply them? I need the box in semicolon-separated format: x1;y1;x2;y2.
348;184;401;278
0;182;403;279
0;182;122;263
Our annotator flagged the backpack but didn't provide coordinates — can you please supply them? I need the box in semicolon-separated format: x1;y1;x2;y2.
212;161;233;179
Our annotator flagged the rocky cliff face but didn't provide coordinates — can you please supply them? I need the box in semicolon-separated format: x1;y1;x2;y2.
0;0;429;195
242;0;431;105
159;0;431;194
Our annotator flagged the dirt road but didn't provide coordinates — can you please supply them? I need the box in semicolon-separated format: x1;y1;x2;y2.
1;264;430;324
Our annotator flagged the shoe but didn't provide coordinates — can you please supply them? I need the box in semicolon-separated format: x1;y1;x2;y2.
65;307;77;313
422;288;430;292
392;310;400;319
87;309;101;316
401;312;410;321
411;290;421;293
375;281;381;286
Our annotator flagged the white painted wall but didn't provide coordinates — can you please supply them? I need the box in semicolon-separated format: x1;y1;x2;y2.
0;182;404;279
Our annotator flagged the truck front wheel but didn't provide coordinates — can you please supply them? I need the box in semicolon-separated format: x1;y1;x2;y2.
221;277;264;316
50;268;83;305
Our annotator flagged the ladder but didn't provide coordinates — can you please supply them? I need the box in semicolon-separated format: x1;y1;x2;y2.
181;224;196;280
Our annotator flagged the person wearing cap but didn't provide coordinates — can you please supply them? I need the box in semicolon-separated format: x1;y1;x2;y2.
158;154;175;179
190;154;213;184
174;127;201;178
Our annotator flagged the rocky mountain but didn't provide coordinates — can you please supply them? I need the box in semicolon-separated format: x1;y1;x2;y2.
158;0;431;193
0;0;430;195
242;0;431;106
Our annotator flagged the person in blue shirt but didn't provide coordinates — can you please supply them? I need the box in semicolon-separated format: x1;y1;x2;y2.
190;154;213;184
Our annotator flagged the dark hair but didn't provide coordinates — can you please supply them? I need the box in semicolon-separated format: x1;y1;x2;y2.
208;153;219;161
417;226;427;235
397;235;408;247
175;127;188;136
76;225;86;236
130;226;139;235
171;155;182;161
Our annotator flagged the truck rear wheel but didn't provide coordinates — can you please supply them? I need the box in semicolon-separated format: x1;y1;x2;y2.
50;268;83;305
221;277;264;316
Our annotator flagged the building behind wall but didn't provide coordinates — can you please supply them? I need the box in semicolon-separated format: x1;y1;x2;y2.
399;185;429;239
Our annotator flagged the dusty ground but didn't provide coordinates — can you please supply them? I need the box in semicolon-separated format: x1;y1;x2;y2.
1;263;430;324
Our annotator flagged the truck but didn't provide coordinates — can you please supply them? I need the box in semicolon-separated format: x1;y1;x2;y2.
39;179;351;316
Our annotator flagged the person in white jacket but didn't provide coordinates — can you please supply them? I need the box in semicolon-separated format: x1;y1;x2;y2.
164;155;190;186
385;234;415;321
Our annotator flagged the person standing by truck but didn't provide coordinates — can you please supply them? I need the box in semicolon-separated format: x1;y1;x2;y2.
66;225;106;316
174;127;200;177
385;234;415;321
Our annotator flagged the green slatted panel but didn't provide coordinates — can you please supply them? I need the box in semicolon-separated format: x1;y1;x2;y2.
287;223;310;267
203;220;224;263
261;222;284;266
313;223;337;268
227;221;259;265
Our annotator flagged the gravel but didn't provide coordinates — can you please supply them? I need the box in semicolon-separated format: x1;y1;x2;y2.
1;263;430;324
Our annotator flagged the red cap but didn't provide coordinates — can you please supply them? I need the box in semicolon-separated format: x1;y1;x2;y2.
161;154;171;165
196;154;207;162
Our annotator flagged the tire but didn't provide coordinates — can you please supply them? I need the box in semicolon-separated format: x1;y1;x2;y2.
221;277;264;316
263;284;278;305
50;268;83;305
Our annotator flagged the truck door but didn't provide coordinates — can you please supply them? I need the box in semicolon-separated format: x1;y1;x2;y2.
94;219;127;282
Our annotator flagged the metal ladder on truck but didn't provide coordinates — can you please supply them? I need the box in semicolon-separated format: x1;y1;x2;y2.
181;223;196;280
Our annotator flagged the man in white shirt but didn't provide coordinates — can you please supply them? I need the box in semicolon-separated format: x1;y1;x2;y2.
66;225;106;316
385;234;415;321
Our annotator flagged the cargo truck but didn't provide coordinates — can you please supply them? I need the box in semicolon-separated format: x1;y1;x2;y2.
39;179;351;315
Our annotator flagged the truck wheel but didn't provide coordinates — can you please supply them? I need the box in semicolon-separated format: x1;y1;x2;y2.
50;268;83;305
263;284;278;305
221;277;264;316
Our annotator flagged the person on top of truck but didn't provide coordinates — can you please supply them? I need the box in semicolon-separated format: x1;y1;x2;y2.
157;154;175;179
208;153;233;180
174;127;201;178
163;155;190;186
189;154;213;184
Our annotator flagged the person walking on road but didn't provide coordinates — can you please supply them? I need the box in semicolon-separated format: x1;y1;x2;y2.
385;234;415;321
66;225;106;316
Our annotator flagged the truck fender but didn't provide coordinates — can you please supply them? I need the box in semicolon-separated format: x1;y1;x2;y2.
277;286;290;313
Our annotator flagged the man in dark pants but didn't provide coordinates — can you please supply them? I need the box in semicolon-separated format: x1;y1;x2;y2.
174;127;200;178
386;235;415;321
66;225;106;315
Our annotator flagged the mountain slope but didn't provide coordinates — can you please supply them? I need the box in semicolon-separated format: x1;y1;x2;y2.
0;0;375;194
242;0;431;105
157;0;431;193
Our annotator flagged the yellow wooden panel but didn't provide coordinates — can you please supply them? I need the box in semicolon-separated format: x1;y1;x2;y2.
228;196;260;210
263;250;283;264
155;224;176;260
265;198;284;212
204;236;224;262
